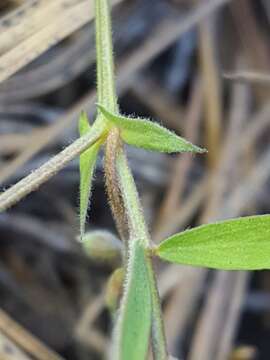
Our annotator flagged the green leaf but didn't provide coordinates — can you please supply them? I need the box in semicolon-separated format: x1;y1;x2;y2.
157;215;270;270
98;104;206;154
79;112;101;238
115;147;168;359
113;241;152;360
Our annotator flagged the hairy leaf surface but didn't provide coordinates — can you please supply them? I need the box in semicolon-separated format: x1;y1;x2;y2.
157;215;270;270
113;241;151;360
98;104;206;154
79;112;101;238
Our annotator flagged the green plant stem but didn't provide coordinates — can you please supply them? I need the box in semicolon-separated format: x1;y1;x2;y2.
116;150;168;359
116;151;148;244
147;261;168;360
0;125;104;212
95;0;118;113
94;1;168;358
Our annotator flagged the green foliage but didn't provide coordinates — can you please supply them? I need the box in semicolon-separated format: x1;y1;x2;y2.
157;215;270;270
113;241;152;360
115;150;168;359
98;104;206;154
79;112;101;238
7;0;270;358
115;151;149;243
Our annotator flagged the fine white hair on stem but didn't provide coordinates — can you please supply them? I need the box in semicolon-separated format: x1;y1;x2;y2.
0;126;104;212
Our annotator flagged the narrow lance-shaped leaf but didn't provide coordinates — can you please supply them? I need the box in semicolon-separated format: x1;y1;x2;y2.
157;215;270;270
98;104;206;154
113;151;154;360
79;112;101;238
113;241;152;360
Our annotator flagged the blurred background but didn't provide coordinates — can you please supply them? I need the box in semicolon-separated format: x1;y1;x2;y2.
0;0;269;359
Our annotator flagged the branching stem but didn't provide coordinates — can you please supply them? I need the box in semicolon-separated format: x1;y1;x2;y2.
0;125;105;212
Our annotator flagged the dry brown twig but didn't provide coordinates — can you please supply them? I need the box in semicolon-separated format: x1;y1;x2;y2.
199;13;222;169
188;75;252;360
0;331;30;360
224;71;270;85
154;46;264;360
154;77;203;236
0;0;233;213
0;89;96;186
230;0;270;103
0;0;123;83
0;309;63;360
74;293;108;354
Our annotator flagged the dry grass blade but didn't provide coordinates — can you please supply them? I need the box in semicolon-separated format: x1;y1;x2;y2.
222;145;270;218
0;0;233;189
199;12;222;169
0;0;123;83
187;66;253;360
154;77;203;236
163;268;206;354
0;0;73;54
118;0;232;85
216;273;250;360
75;293;109;354
201;71;251;221
154;80;269;360
0;89;96;186
0;0;268;358
188;272;249;360
0;309;64;360
154;176;209;242
0;331;30;360
0;133;29;154
130;75;184;131
230;0;270;103
224;71;270;85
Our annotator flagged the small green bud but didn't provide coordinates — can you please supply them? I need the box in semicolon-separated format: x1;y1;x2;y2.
81;230;122;265
105;267;124;313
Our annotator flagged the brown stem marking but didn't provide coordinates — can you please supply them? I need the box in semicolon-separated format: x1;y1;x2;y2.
104;128;129;245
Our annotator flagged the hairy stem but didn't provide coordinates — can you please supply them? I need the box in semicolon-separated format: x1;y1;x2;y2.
95;0;118;113
94;1;168;358
0;125;105;212
116;150;168;359
116;151;148;243
104;128;129;245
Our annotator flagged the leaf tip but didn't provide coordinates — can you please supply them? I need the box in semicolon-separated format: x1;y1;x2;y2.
194;145;208;154
181;139;207;154
79;110;90;136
